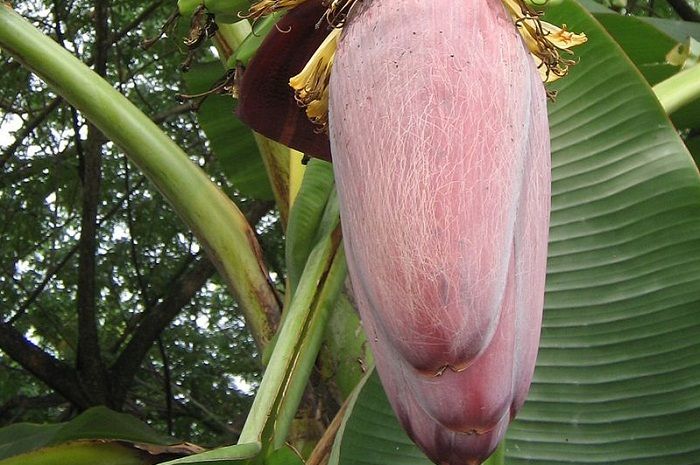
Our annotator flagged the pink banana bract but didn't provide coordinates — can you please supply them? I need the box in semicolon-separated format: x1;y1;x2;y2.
329;0;550;463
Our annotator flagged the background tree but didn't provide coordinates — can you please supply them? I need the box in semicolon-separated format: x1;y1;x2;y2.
0;0;281;444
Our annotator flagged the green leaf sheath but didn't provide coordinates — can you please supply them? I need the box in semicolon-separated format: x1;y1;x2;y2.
286;160;336;295
239;181;345;451
164;243;347;465
238;235;347;449
0;5;280;349
163;181;346;464
161;442;262;465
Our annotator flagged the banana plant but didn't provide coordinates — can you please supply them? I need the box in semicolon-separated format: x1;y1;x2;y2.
1;0;700;464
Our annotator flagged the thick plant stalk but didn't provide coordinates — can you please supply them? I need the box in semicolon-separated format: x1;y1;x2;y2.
653;63;700;114
0;4;280;349
329;0;551;463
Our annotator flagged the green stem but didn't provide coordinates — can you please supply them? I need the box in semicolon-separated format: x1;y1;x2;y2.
240;234;346;448
653;64;700;114
0;4;280;349
269;243;347;449
238;187;344;451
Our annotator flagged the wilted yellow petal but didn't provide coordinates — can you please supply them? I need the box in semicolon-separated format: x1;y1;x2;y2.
541;22;587;50
289;27;341;132
501;0;586;84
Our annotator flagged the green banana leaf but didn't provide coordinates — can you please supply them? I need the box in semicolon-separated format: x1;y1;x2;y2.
3;443;154;465
0;406;198;464
328;371;425;465
593;13;680;85
329;1;700;464
585;6;700;130
640;17;700;44
184;62;274;200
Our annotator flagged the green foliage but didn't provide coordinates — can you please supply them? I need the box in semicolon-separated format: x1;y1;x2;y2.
285;159;335;295
0;406;196;465
328;371;428;465
595;13;680;84
2;443;153;465
0;407;174;460
183;62;273;200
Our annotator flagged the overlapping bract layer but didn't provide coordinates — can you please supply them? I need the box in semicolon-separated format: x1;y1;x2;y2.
328;0;551;462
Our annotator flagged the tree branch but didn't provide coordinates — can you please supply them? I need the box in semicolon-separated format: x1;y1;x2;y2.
0;98;62;172
110;201;273;405
0;0;166;172
156;337;174;435
111;0;164;45
665;0;700;21
151;101;198;123
123;159;150;302
75;127;107;404
130;374;244;438
53;0;87;194
8;178;145;325
74;0;110;406
0;393;66;425
1;102;195;189
9;247;78;325
0;322;90;409
110;255;216;404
